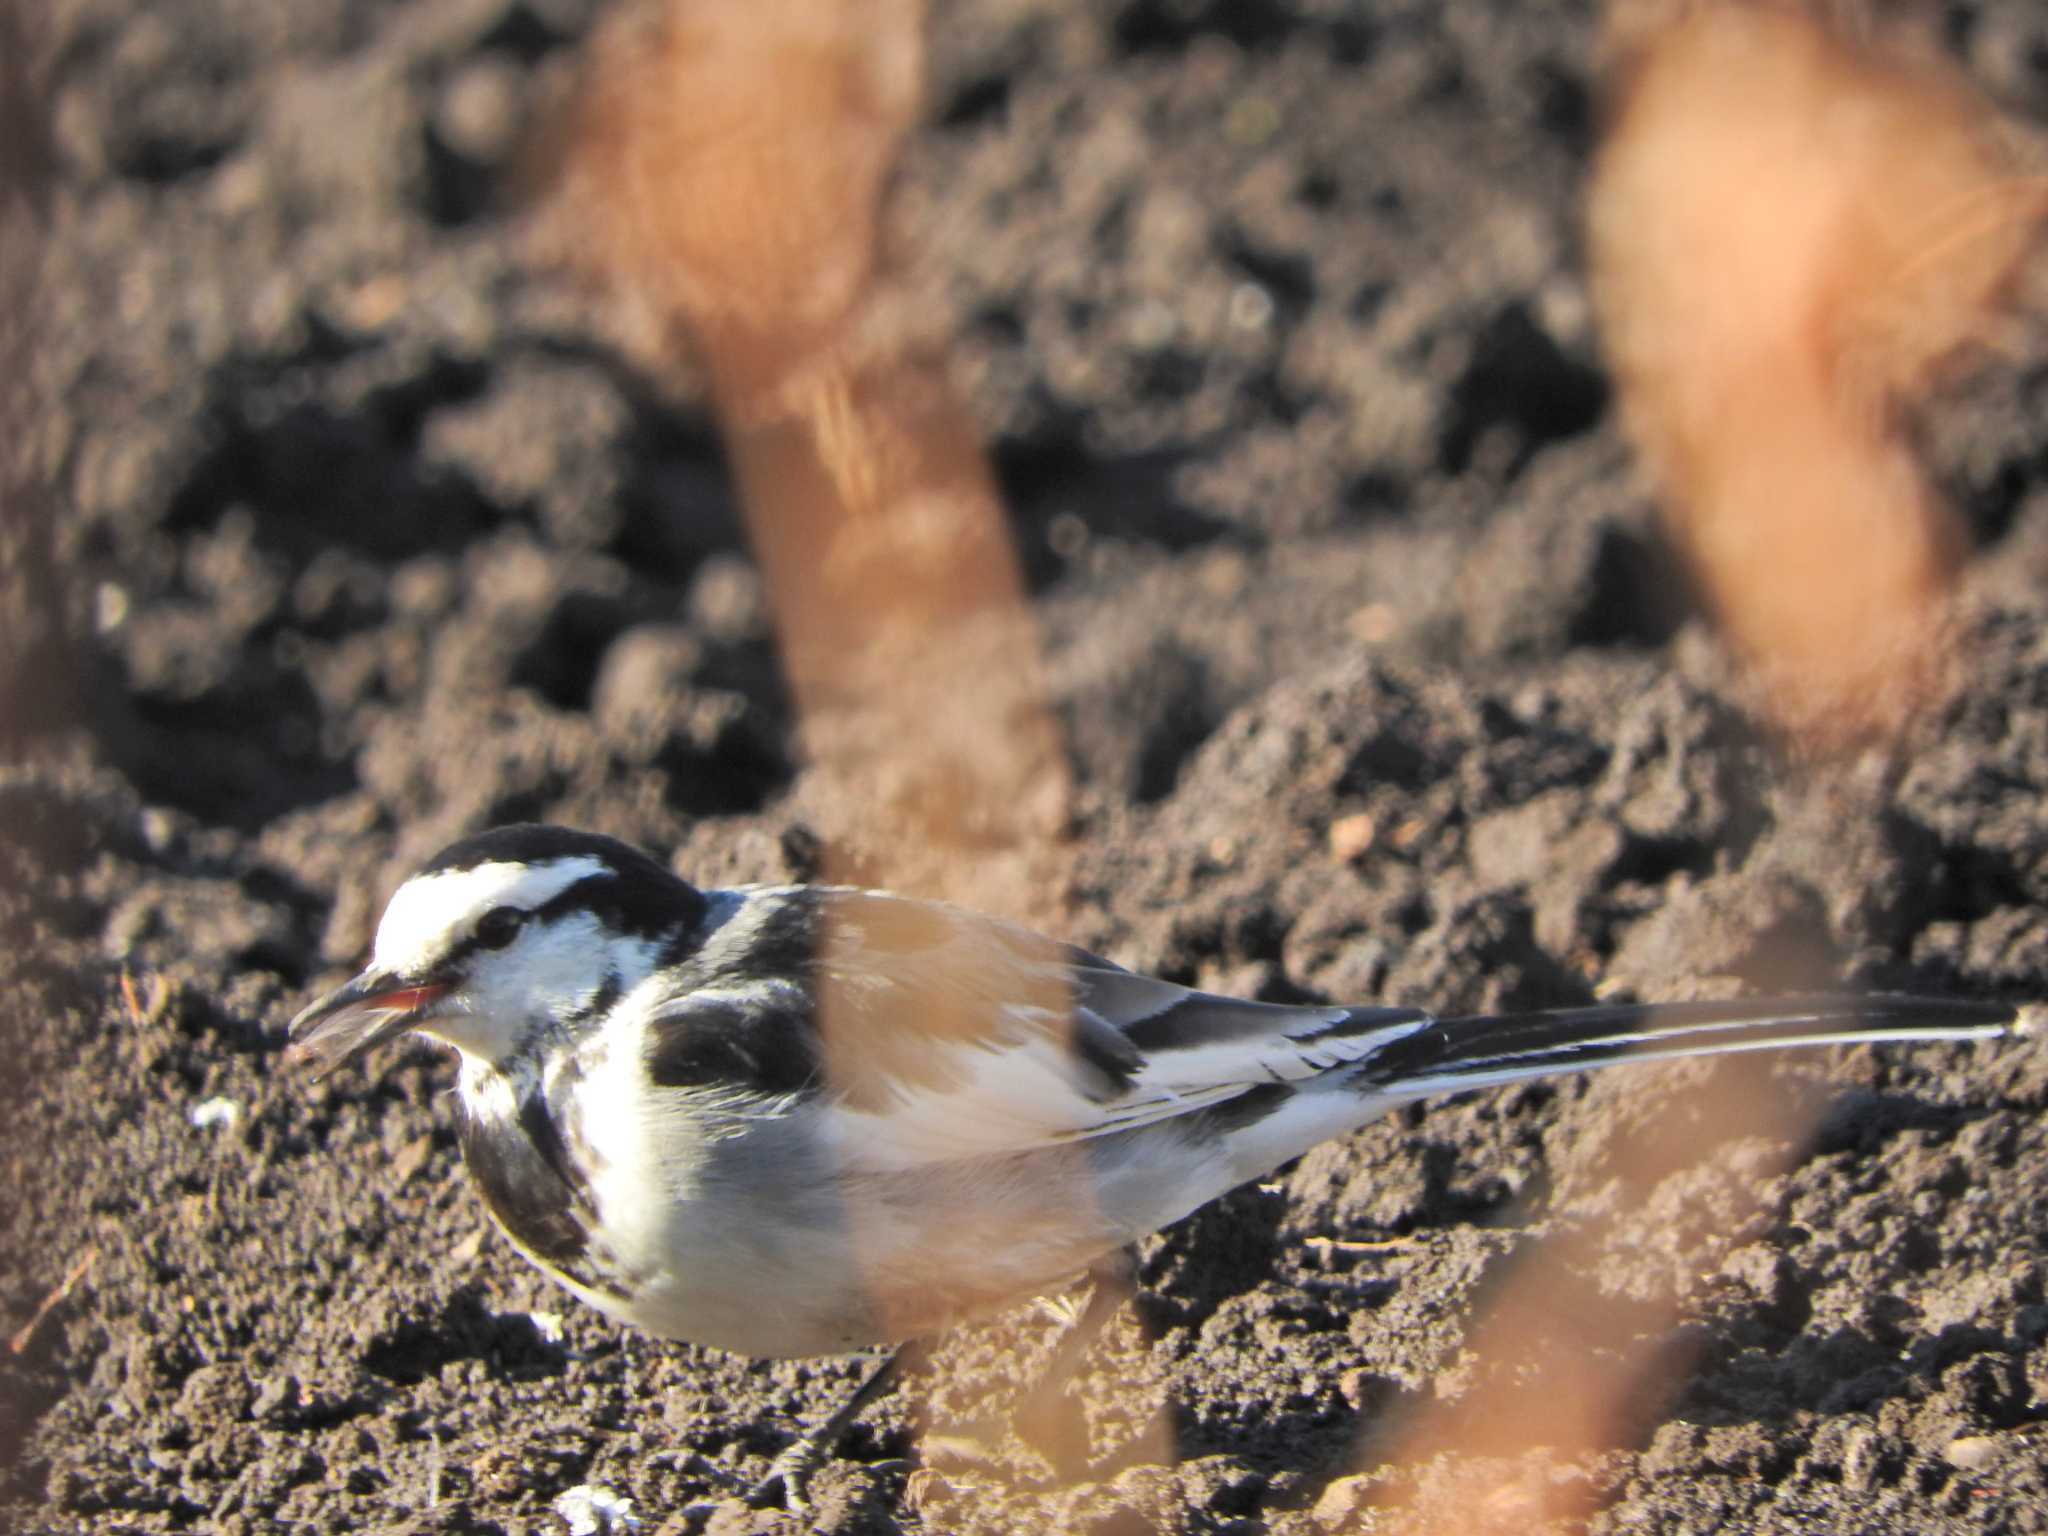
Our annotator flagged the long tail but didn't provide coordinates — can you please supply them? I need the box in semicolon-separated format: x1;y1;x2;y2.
1350;994;2037;1098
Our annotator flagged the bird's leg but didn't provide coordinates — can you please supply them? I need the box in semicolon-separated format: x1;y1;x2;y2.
752;1343;921;1512
1007;1246;1139;1467
756;1252;1137;1504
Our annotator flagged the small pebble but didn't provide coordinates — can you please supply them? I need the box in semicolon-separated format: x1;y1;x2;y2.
554;1483;641;1535
391;1133;436;1184
436;59;524;167
1313;1473;1372;1525
250;1374;298;1422
904;1468;950;1511
1329;813;1376;863
1944;1436;1998;1472
189;1097;241;1131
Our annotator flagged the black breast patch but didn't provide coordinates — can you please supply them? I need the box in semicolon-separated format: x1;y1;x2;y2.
458;1088;607;1289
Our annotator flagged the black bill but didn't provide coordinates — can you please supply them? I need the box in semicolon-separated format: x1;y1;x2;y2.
285;971;450;1078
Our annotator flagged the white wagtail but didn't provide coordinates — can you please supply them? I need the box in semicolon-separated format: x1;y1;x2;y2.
287;823;2035;1504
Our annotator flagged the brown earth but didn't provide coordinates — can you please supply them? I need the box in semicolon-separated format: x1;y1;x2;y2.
6;1;2048;1533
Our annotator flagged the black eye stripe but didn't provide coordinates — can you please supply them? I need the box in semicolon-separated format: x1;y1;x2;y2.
435;908;526;972
421;867;705;980
534;871;705;941
476;906;525;950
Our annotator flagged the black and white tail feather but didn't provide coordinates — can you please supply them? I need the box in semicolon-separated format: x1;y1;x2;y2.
1058;943;2029;1121
1340;991;2031;1095
1041;947;2035;1200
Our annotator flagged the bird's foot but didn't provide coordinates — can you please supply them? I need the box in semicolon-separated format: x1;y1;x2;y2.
749;1436;826;1513
734;1441;907;1517
1031;1293;1085;1327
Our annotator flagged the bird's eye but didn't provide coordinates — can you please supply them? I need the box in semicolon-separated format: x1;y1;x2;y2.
476;906;525;950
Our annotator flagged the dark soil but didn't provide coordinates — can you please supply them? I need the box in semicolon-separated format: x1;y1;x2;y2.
7;1;2048;1532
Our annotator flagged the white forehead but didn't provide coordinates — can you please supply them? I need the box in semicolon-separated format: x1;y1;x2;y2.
372;855;610;975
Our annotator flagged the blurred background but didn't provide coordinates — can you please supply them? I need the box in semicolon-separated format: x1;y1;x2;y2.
4;1;2048;1531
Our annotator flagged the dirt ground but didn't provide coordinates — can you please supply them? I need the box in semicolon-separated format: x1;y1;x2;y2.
6;0;2048;1532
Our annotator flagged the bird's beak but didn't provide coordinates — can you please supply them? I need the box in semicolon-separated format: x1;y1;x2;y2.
284;970;451;1078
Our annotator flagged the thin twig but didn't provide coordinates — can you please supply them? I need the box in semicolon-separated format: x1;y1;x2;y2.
9;1247;99;1354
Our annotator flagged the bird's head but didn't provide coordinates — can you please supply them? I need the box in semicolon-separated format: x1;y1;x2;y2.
286;825;703;1076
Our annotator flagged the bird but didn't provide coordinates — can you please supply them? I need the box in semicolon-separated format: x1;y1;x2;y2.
287;822;2034;1506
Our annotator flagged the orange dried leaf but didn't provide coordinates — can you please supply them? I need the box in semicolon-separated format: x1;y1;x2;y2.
1590;4;2046;746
